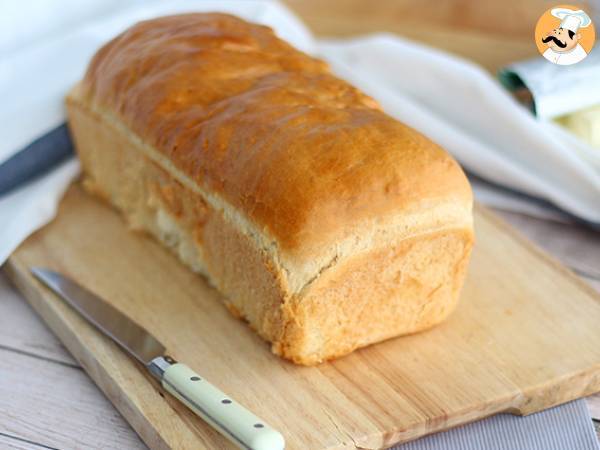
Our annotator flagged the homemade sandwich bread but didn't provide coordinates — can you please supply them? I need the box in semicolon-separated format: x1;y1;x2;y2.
66;13;474;365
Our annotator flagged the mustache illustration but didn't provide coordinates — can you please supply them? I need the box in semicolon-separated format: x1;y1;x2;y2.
542;35;567;48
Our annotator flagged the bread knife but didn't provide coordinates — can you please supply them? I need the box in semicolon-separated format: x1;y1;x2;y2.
30;267;285;450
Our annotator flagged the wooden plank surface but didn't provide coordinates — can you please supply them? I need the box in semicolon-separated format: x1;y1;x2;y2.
284;0;583;39
282;0;593;73
0;275;75;366
0;276;145;450
0;434;58;450
0;348;145;450
5;184;600;449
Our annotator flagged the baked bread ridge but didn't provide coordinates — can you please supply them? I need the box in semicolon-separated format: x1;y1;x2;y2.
67;90;472;364
78;12;473;267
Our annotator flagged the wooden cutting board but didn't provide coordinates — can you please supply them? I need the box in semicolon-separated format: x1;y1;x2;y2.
5;184;600;450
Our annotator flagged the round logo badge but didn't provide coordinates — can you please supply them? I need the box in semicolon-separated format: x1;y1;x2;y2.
535;4;595;65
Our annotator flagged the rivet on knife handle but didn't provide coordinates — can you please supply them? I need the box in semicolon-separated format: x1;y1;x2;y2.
149;356;285;450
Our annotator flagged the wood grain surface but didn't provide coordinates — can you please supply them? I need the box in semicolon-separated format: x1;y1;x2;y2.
5;184;600;449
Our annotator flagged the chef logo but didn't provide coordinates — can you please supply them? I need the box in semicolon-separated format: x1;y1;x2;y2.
535;5;595;65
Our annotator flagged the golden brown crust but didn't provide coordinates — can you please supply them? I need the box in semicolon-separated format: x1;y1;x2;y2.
69;13;475;364
66;97;473;364
79;13;472;254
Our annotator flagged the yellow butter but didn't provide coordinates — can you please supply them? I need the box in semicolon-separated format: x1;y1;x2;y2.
556;104;600;149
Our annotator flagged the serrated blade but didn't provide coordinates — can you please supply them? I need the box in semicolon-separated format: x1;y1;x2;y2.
31;267;165;365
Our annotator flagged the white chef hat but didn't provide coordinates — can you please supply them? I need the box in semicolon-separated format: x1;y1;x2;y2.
551;8;592;33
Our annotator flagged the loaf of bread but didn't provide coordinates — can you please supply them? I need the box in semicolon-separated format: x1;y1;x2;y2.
66;13;474;365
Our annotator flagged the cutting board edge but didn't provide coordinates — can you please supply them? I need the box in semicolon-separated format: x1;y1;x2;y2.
376;367;600;448
3;257;175;450
504;366;600;416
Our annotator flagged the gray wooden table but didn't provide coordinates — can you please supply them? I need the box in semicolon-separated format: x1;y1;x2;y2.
0;208;599;449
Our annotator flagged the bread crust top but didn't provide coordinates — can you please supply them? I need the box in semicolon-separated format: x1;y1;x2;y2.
81;13;472;255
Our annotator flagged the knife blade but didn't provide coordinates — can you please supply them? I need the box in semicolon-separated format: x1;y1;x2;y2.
30;267;285;450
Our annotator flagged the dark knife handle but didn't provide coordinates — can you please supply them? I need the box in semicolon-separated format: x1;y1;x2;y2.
0;124;75;197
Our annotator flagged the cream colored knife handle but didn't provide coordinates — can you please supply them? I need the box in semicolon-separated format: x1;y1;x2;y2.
149;357;285;450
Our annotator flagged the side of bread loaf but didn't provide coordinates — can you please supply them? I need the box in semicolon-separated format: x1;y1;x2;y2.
66;13;474;365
